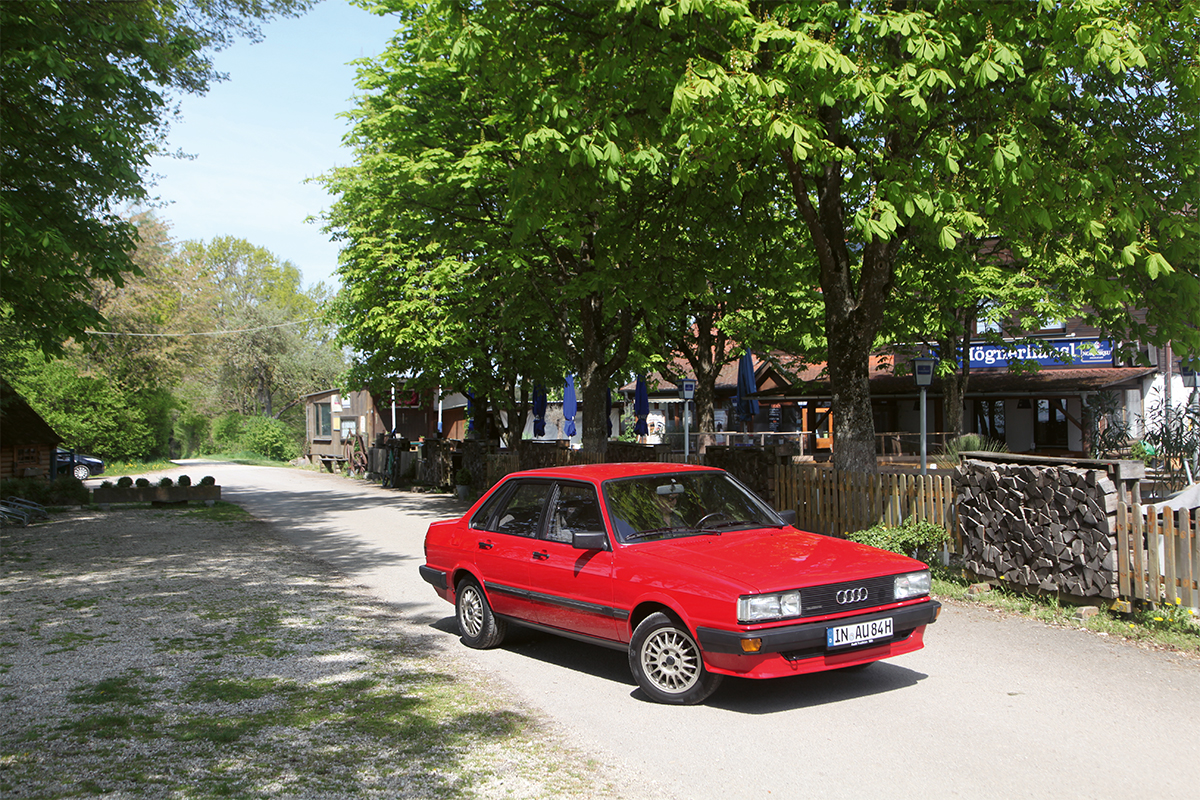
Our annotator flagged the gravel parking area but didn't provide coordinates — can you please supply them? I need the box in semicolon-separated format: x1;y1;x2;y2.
0;507;636;799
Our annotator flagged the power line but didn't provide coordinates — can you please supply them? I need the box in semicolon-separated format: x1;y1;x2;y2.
85;318;322;338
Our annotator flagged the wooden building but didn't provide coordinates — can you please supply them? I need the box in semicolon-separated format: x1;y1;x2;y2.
0;378;62;480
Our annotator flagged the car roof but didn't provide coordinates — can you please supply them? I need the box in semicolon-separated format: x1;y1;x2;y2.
503;462;722;482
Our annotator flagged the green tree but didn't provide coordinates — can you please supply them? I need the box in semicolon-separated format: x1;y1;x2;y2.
1;0;312;355
174;236;344;420
660;0;1200;473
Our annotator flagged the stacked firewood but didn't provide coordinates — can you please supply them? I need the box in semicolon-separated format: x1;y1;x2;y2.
956;459;1120;599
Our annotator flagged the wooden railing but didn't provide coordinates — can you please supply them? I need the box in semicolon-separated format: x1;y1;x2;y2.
1116;504;1199;608
775;464;957;546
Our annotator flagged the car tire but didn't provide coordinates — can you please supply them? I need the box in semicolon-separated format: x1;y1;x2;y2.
72;464;91;481
455;578;507;649
629;612;722;705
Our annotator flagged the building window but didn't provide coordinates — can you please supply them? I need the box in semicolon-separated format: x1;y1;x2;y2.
975;400;1005;441
316;403;332;437
1035;399;1069;448
16;447;37;465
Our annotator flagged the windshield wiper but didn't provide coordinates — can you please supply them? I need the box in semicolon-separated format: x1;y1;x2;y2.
698;519;758;532
625;526;721;541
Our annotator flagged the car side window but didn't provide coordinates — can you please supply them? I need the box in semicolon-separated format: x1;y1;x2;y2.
490;482;551;538
545;483;605;544
469;482;511;530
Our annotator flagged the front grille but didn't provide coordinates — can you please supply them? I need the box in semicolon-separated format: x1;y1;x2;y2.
800;575;896;617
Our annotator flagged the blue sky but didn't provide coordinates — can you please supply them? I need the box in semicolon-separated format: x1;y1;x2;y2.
146;0;398;291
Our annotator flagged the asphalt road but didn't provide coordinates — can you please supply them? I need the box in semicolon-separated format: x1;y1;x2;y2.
164;461;1200;799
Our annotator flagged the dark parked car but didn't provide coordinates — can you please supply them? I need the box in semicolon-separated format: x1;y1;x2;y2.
421;463;941;704
55;449;105;480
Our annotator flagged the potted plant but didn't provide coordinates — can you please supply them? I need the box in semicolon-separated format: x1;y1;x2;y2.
455;467;472;501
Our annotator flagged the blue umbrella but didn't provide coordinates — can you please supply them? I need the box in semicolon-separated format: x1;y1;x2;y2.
532;383;547;438
634;376;649;436
563;374;577;438
736;349;759;427
465;391;475;433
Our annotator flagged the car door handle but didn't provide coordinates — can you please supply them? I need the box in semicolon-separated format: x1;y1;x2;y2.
477;541;494;550
532;551;550;561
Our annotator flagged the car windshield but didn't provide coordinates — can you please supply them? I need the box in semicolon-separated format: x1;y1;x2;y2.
603;472;781;543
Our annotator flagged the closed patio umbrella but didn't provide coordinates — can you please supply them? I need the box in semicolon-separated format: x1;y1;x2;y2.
736;350;759;429
532;383;547;438
563;374;577;438
634;376;649;436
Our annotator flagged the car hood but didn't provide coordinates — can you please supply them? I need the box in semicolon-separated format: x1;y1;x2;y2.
628;527;926;594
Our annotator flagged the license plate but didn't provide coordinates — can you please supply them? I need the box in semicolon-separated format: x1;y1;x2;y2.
826;617;893;649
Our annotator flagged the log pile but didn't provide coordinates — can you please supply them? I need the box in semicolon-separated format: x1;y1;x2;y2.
956;459;1119;599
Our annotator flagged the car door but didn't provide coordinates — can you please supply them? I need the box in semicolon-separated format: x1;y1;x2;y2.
527;481;617;641
468;479;551;622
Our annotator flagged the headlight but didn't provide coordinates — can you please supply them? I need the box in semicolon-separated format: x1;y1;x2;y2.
894;570;931;601
737;590;802;623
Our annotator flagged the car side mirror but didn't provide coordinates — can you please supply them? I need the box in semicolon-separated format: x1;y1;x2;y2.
572;530;609;551
778;509;797;526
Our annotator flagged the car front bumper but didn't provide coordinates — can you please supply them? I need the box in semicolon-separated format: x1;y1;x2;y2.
695;599;941;678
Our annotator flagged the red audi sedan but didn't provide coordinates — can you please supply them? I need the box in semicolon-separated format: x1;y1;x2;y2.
420;463;940;704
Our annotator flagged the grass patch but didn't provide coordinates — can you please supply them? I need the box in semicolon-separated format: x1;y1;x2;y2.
933;566;1200;655
179;501;256;522
181;675;283;703
69;673;148;706
103;459;178;477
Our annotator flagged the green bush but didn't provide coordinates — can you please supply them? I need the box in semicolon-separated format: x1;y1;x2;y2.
117;476;134;488
177;474;192;487
845;517;950;563
135;478;150;488
159;477;174;488
199;475;216;486
241;416;299;462
212;413;245;452
0;476;88;506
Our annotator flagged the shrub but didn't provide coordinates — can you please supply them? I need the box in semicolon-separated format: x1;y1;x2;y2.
177;474;192;487
241;416;300;462
1;476;88;506
51;475;90;505
159;477;174;488
117;476;134;489
135;478;150;488
212;413;245;452
100;480;114;488
199;475;216;486
845;517;950;563
455;467;472;486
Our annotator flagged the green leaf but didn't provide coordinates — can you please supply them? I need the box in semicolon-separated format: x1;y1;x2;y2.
938;226;960;250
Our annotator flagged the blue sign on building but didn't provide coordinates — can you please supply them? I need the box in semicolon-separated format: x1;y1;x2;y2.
968;339;1114;369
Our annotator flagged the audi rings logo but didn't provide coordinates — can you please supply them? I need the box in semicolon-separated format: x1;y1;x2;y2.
836;587;869;604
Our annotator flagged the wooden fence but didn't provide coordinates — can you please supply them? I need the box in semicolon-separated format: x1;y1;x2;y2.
775;465;957;547
1116;504;1199;609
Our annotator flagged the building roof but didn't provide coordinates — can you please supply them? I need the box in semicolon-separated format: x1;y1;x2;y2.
0;378;62;448
758;366;1156;400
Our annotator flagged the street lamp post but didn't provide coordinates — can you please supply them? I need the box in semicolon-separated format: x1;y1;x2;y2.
913;357;937;475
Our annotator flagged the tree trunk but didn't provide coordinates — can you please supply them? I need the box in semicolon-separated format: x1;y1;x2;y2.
826;323;878;474
579;366;610;457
